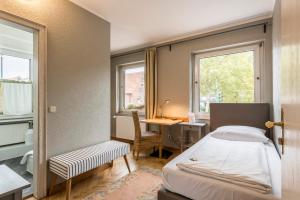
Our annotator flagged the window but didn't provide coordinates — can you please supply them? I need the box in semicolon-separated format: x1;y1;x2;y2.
0;54;32;117
193;44;261;115
118;61;145;113
1;55;31;81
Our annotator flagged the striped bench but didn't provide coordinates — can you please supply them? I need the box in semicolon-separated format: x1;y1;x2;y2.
48;140;131;199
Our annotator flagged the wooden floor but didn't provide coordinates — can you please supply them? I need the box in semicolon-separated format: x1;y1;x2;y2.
26;150;178;200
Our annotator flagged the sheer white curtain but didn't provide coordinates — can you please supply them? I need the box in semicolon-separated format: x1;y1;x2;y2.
2;82;32;115
145;47;158;119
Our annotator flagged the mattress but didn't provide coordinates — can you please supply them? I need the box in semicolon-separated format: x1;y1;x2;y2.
162;134;281;200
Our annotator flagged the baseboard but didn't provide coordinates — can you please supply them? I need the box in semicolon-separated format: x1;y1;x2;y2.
163;146;180;153
111;137;181;152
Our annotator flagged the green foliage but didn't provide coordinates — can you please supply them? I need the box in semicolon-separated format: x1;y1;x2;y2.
126;104;145;110
199;51;254;112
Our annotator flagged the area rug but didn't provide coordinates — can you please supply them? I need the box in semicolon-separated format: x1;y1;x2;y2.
84;167;163;200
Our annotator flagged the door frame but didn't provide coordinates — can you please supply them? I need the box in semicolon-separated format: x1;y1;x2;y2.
0;10;47;199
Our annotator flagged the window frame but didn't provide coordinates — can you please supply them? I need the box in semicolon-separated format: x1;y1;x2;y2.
116;60;145;115
193;43;263;118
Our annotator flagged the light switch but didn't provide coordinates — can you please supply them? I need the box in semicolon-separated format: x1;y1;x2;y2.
48;106;57;113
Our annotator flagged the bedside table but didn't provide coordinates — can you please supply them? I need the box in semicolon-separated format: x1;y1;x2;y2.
179;122;207;152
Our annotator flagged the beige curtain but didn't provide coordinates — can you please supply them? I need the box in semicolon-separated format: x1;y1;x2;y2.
145;47;158;119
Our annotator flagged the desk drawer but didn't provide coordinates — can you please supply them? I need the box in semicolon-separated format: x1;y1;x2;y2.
182;125;201;131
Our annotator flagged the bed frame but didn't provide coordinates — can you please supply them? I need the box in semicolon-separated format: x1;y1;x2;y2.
210;103;271;138
158;103;270;200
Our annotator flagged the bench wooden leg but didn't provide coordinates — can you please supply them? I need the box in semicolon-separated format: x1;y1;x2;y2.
110;160;114;167
123;155;131;173
66;178;72;200
49;173;57;195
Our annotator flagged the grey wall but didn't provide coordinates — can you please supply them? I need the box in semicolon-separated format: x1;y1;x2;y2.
111;20;273;148
0;0;111;157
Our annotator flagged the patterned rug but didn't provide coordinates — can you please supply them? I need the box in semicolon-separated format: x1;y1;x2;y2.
84;167;162;200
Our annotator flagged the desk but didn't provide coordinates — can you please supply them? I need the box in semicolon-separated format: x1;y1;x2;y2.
140;118;182;126
140;118;182;158
179;122;207;152
0;165;30;200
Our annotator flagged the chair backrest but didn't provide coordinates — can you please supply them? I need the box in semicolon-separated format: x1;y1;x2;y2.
132;111;141;141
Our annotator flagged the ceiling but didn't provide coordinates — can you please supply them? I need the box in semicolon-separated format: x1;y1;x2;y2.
70;0;275;54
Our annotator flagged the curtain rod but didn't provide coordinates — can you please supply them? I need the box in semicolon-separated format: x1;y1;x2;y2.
111;21;269;58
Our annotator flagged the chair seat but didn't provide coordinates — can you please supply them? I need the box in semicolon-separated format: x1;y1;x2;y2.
131;111;161;160
140;131;160;142
141;131;159;138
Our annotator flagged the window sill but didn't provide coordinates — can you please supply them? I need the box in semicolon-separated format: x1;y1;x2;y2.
0;118;33;126
114;112;145;117
0;114;33;122
114;112;131;117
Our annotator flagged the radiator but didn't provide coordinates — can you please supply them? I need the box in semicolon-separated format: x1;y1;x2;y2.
0;123;29;146
116;115;146;140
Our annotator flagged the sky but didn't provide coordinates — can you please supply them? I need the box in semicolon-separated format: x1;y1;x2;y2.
2;55;30;80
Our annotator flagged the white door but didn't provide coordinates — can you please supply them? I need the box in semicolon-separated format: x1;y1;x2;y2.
279;0;300;199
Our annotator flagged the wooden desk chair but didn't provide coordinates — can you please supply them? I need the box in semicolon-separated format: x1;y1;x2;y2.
132;111;161;160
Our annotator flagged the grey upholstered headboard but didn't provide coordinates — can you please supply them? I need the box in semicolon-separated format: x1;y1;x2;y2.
210;103;270;137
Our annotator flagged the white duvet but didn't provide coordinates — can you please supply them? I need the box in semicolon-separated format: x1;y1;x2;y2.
177;137;272;194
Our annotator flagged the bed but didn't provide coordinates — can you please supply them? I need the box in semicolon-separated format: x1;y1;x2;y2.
158;103;281;200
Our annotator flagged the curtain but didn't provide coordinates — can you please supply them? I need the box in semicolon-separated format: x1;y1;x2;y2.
145;47;158;119
0;83;3;113
2;82;32;115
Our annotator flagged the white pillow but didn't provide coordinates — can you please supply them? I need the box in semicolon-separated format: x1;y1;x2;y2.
211;125;269;143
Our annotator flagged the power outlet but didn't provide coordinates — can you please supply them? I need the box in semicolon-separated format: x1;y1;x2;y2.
48;106;57;113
